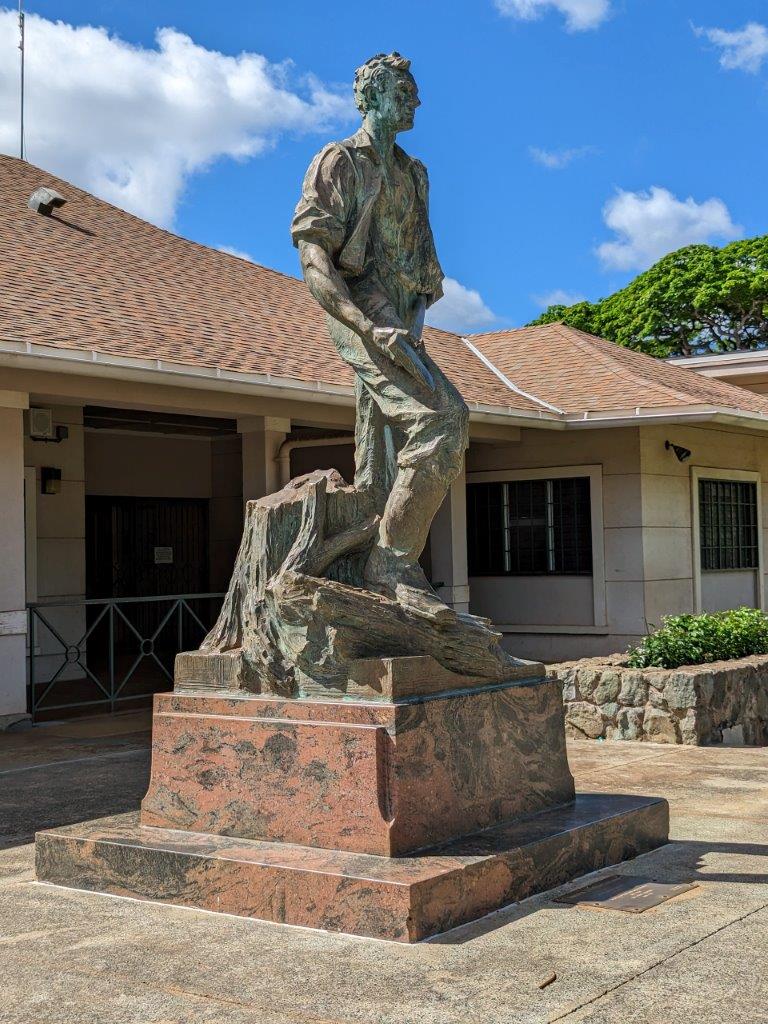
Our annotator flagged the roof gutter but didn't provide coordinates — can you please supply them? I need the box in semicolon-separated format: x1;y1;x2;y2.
6;339;763;430
563;405;768;432
0;338;564;429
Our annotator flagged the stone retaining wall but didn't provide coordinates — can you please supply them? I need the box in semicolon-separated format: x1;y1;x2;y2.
548;654;768;745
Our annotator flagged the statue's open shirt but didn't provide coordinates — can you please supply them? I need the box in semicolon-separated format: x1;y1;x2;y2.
291;126;444;310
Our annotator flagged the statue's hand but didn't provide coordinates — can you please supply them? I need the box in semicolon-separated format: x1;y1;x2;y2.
371;327;435;392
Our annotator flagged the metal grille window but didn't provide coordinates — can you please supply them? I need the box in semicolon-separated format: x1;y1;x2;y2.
468;477;592;576
699;479;759;571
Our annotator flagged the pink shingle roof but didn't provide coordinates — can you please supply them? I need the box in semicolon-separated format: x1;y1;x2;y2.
4;155;768;424
0;156;540;414
470;323;768;417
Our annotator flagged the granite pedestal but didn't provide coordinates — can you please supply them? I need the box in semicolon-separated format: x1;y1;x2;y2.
35;656;669;941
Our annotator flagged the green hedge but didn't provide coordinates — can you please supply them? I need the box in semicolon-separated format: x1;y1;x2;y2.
627;607;768;670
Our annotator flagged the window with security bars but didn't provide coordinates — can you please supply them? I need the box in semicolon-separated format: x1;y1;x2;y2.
699;479;759;571
467;477;592;576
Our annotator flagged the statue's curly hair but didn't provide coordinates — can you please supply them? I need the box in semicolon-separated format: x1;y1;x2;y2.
353;52;412;114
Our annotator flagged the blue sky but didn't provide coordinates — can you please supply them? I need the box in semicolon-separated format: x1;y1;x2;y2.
1;0;768;332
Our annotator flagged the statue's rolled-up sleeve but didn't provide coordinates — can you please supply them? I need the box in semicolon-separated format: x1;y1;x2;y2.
410;157;444;307
290;145;352;259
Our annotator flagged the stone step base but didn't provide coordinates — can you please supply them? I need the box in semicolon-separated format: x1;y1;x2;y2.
35;793;668;942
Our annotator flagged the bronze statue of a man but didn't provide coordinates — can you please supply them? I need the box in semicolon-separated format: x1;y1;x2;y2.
291;53;469;618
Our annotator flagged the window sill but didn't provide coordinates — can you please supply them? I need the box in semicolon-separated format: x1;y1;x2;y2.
494;624;610;635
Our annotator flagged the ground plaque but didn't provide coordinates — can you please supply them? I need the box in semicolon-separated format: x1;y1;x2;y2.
556;875;695;913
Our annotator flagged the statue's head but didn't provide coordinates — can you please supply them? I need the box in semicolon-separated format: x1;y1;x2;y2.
353;53;419;133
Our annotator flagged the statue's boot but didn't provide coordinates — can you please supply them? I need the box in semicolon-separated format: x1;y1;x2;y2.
363;545;454;624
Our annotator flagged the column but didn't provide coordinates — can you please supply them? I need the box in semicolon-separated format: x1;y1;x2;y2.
0;392;29;728
237;416;291;503
429;460;470;613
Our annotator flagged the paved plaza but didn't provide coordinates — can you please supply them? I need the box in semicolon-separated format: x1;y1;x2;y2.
1;713;766;1024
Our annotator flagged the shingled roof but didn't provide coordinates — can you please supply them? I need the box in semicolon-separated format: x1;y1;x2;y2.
3;154;768;429
470;323;768;420
0;155;545;418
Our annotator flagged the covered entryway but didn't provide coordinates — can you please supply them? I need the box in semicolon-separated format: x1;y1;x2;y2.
80;495;213;705
86;495;210;603
26;407;240;721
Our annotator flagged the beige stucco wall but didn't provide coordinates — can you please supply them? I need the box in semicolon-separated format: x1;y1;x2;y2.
466;421;768;663
210;435;243;592
11;364;768;680
24;405;87;690
0;402;27;719
466;426;645;662
85;429;243;593
85;432;213;498
290;443;356;484
639;423;768;622
21;423;244;710
26;406;86;602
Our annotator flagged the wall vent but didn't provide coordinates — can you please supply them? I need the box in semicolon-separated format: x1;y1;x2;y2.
28;187;66;216
29;407;55;440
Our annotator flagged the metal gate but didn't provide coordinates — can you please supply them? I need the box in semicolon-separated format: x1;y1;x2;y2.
26;495;221;721
27;593;223;721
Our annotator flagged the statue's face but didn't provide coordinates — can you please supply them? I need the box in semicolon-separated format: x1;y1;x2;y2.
371;69;420;132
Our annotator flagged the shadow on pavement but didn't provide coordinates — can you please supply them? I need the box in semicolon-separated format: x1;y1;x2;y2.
431;836;768;944
0;729;151;849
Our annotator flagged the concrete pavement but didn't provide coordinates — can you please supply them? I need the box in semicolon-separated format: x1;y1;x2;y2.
0;712;766;1023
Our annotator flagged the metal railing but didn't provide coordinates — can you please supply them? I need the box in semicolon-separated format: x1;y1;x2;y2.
27;593;224;721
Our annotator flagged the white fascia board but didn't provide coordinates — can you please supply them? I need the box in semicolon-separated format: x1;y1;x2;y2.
671;351;768;369
670;351;768;380
563;406;768;432
0;339;356;408
0;338;563;428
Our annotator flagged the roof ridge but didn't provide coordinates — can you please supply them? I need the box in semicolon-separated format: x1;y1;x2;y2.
461;335;565;414
552;324;698;407
594;327;753;408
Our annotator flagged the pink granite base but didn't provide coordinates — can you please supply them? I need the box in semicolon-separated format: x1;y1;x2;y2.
139;676;575;856
36;794;669;941
35;657;669;939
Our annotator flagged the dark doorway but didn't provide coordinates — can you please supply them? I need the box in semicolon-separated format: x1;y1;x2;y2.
82;496;213;706
86;496;210;601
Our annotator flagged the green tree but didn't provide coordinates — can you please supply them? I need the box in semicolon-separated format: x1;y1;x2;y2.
530;236;768;357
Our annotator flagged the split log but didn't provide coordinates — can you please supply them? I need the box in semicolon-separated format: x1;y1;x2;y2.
199;469;532;697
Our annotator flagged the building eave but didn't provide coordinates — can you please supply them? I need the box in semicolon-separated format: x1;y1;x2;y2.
562;405;768;431
669;351;768;380
0;338;564;430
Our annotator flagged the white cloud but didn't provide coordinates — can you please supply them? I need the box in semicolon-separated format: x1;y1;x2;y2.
217;245;256;262
529;145;594;169
597;186;742;272
426;278;498;333
495;0;611;32
534;289;585;308
695;22;768;74
0;11;352;225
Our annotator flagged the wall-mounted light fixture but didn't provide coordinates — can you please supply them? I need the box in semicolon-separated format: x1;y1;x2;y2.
41;467;62;495
665;440;692;463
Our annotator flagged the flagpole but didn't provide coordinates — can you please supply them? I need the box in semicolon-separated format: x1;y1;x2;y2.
19;0;25;160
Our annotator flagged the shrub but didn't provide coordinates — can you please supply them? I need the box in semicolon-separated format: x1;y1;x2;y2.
627;607;768;670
